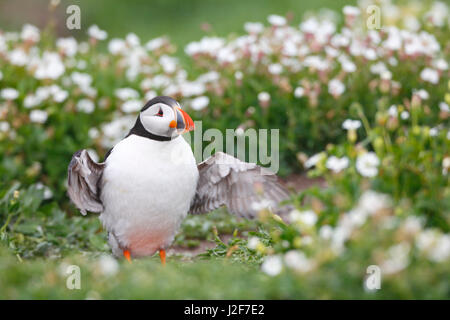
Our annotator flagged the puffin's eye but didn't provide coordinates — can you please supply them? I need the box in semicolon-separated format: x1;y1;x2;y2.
156;108;164;117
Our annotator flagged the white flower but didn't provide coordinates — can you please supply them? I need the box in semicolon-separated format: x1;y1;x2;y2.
21;24;40;42
146;37;166;51
1;88;19;100
358;191;391;215
443;157;450;175
234;71;243;80
159;55;178;73
0;121;10;132
340;58;356;72
115;88;139;100
126;33;140;47
98;255;119;276
342;119;361;130
36;182;53;199
319;225;333;240
108;39;126;55
284;251;314;273
328;79;345;97
356;152;380;178
56;37;77;56
88;25;107;40
244;22;264;34
400;111;410;120
402;216;423;235
381;242;410;275
29;110;48;123
190;96;209;111
388;105;398;117
268;63;282;75
414;89;429;100
433;58;448;71
257;91;270;102
185;37;225;56
289;210;317;226
71;72;93;88
101;116;136;147
326;156;349;173
439;102;449;112
247;237;261;250
24;94;41;108
304;152;325;169
251;199;275;212
267;15;286;27
121;99;142;113
76;99;95;113
144;90;157;101
426;1;449;27
294;87;304;98
428;235;450;262
420;68;439;84
429;127;439;137
53;89;68;103
9;48;28;66
261;255;283;276
370;62;388;75
88;128;100;139
343;5;360;16
34;52;65;80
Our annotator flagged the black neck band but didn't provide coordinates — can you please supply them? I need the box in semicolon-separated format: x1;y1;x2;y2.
126;117;172;142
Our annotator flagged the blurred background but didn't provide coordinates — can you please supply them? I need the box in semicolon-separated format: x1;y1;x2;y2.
0;0;355;46
0;0;449;299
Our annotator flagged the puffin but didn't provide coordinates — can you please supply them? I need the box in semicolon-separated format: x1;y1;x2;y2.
67;96;289;264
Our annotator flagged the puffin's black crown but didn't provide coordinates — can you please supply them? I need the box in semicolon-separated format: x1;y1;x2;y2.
126;96;179;142
141;96;180;112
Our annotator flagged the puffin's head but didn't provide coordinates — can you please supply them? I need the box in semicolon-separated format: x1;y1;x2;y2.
137;96;195;139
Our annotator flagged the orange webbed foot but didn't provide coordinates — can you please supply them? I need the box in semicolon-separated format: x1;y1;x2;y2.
123;249;131;263
159;249;166;266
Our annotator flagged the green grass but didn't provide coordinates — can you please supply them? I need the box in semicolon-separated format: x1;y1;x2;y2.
0;0;355;46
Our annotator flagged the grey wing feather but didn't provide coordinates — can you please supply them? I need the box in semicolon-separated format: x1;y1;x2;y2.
67;149;105;215
190;152;290;218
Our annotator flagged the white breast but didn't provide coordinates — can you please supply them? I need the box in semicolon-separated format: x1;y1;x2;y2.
99;134;199;257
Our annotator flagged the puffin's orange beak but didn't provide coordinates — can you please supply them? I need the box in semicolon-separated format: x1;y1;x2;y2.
171;107;195;133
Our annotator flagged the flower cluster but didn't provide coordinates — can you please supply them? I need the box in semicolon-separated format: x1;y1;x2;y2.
181;1;449;173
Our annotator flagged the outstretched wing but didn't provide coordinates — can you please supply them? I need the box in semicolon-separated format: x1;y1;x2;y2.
190;152;289;218
67;149;105;215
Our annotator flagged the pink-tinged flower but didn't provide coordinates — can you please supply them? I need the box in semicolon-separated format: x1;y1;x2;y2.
57;37;77;57
258;91;270;108
21;24;40;42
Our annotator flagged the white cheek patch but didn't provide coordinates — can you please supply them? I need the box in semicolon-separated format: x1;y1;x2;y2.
139;103;175;137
